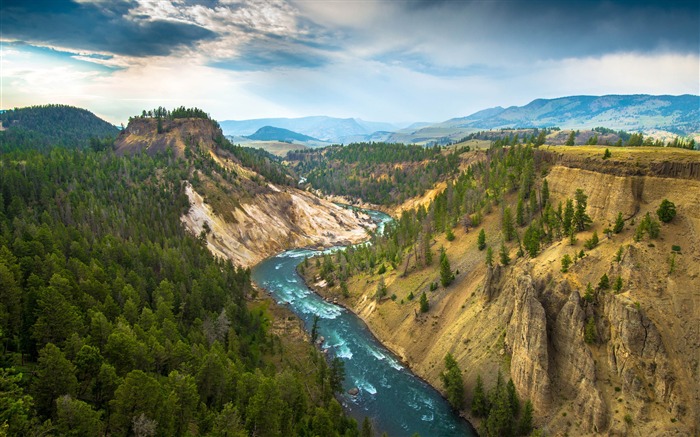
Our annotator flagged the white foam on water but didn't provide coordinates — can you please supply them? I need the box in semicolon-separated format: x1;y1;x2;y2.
421;413;434;422
369;348;385;360
358;380;377;395
386;356;403;370
379;376;391;388
336;344;353;359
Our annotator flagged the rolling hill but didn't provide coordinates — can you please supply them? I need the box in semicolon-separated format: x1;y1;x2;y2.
0;104;119;150
393;94;700;144
245;125;321;143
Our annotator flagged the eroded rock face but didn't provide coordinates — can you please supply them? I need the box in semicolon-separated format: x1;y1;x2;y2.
505;273;552;413
552;291;607;432
181;183;376;268
482;264;502;301
604;294;680;416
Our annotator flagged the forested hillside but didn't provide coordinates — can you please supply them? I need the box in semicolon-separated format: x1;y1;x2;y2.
288;142;465;205
0;118;360;435
301;141;699;436
0;104;119;151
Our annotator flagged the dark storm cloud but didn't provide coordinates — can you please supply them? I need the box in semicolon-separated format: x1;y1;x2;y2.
394;0;699;58
1;0;216;57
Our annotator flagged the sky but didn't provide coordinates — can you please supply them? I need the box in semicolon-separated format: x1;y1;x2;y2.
1;0;698;125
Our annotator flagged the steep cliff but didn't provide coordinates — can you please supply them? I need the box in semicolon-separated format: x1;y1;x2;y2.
305;153;700;436
117;116;375;267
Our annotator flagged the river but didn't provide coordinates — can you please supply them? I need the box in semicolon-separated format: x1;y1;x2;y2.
251;209;475;437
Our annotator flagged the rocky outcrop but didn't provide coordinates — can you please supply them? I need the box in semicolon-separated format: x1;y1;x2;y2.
181;183;375;268
604;294;681;417
535;149;700;180
115;117;222;157
552;291;607;432
482;264;503;301
505;273;552;413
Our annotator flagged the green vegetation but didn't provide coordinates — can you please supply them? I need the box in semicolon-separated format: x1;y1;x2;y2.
561;254;572;273
584;231;599;250
613;212;625;233
584;317;598;344
657;199;677;223
603;148;611;159
635;212;661;241
565;131;576;146
132;106;212;121
499;242;511;266
0;116;359;436
419;292;430;313
306;143;596;290
613;276;623;293
471;371;534;437
478;229;487;251
288;142;464;205
0;104;119;151
440;353;464;410
439;247;455;287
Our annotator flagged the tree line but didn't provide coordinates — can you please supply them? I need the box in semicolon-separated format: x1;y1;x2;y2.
0;129;362;435
287;142;465;205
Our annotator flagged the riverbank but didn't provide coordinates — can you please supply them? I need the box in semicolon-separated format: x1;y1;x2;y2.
251;214;475;436
297;263;480;432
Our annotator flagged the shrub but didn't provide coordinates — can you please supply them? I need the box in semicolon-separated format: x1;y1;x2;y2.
584;317;597;344
657;199;676;223
561;254;572;273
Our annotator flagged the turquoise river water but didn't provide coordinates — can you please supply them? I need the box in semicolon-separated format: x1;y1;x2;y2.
251;209;475;437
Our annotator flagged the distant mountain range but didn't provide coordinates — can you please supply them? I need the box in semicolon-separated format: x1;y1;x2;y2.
222;94;699;146
220;116;402;144
244;126;320;143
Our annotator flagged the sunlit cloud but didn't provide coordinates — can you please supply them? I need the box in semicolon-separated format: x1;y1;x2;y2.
1;0;697;124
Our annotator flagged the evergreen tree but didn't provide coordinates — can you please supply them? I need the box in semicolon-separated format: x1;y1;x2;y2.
56;395;104;436
329;358;346;394
516;198;525;227
573;189;592;231
563;199;574;235
657;199;676;223
311;315;320;344
471;375;488;417
613;276;623;293
502;207;516;242
423;235;433;266
32;343;78;418
523;223;541;257
361;417;374;437
486;247;494;267
499;242;510;266
506;379;519;417
598;273;610;290
561;254;572;273
613;212;624;233
439;247;455;287
518;400;534;435
565;131;576;146
440;353;464;410
540;179;549;208
419;292;429;313
477;229;487;251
